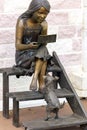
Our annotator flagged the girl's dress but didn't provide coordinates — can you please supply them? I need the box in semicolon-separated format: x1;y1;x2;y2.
15;20;51;75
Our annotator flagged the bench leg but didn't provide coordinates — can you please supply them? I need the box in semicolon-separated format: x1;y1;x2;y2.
13;98;20;127
3;72;9;118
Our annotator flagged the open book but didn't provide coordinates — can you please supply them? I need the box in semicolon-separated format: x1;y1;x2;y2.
37;34;57;45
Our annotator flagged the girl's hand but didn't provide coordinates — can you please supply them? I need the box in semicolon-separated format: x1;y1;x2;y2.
29;42;38;49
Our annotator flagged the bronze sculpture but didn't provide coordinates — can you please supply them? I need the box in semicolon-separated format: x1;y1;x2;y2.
15;0;63;120
15;0;53;92
43;74;65;120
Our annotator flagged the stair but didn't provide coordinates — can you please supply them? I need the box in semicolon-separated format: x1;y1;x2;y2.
23;114;87;130
7;88;74;101
23;51;87;130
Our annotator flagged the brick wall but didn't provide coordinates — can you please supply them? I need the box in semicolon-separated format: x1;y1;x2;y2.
47;0;82;67
0;0;82;68
0;0;83;103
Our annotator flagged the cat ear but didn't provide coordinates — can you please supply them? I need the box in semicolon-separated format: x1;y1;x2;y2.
43;73;50;79
46;73;50;76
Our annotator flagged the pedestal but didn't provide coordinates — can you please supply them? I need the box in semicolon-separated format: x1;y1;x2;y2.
69;66;87;98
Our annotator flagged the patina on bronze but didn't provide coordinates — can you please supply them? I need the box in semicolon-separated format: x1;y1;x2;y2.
15;0;51;92
42;74;65;121
23;52;87;130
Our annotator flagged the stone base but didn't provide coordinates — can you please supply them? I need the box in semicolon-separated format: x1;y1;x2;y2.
69;66;87;98
74;89;87;98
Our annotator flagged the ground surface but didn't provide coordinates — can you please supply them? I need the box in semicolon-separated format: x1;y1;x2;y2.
0;99;87;130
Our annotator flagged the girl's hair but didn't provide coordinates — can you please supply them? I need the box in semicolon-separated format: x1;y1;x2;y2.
19;0;51;19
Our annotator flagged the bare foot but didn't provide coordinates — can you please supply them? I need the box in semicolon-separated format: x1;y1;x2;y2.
38;85;45;93
30;77;37;91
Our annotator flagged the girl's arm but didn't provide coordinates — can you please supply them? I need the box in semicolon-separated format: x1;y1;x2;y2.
15;19;38;51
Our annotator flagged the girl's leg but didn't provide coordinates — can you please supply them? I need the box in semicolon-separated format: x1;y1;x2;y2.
38;61;47;91
30;59;43;91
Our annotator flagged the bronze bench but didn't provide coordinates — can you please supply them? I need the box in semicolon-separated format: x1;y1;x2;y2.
0;52;61;119
7;88;74;127
1;51;87;129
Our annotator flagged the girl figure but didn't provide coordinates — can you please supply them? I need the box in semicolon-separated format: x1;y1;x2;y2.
15;0;51;92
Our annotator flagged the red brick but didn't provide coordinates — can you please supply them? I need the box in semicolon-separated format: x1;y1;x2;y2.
0;44;15;58
0;58;15;68
72;38;82;51
47;12;68;25
0;29;15;44
49;0;81;10
58;26;76;38
59;53;81;66
0;13;20;28
0;0;5;13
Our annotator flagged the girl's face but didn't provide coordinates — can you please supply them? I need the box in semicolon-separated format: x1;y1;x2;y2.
31;7;49;23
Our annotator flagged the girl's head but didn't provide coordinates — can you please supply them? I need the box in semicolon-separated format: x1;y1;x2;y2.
31;6;49;23
19;0;51;19
29;0;50;13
